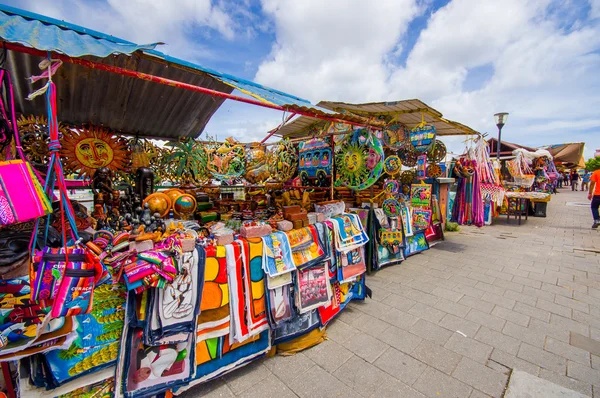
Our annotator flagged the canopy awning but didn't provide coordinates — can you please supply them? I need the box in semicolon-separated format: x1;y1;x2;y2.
274;99;480;139
541;143;586;169
0;5;366;139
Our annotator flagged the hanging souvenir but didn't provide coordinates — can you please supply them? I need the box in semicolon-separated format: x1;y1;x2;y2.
267;139;297;183
18;115;69;169
397;141;418;167
382;198;402;218
189;331;270;387
44;283;126;385
412;208;432;231
409;114;436;153
298;138;332;187
383;180;400;196
382;123;407;150
427;140;447;162
296;263;332;313
404;231;429;257
61;125;131;178
427;163;443;178
244;143;270;184
383;155;402;177
197;245;230;340
164;138;210;184
372;208;405;270
400;169;416;185
416;154;427;180
286;226;326;270
326;121;353;141
261;232;296;277
335;129;385;191
205;137;245;182
337;247;367;283
410;183;432;207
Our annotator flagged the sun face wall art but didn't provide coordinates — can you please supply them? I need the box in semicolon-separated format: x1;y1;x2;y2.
335;129;385;191
61;125;130;178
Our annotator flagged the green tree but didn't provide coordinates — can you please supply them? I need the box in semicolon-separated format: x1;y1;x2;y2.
585;157;600;171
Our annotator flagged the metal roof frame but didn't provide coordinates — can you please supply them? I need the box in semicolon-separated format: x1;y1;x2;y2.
272;99;480;139
0;5;376;140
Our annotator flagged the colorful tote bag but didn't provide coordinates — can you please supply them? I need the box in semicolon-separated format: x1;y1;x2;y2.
0;160;51;225
0;68;51;225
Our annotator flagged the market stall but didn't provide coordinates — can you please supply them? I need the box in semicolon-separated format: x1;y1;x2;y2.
486;138;558;221
270;100;480;270
0;6;482;398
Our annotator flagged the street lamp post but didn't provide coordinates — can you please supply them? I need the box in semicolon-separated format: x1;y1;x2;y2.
494;112;509;161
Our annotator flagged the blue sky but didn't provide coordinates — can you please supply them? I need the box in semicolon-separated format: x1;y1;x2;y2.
6;0;600;161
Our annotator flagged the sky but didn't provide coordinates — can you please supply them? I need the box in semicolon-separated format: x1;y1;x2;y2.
7;0;600;160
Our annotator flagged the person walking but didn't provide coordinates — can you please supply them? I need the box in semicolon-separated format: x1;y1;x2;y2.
565;172;570;186
557;173;564;188
571;170;580;191
582;171;591;192
589;168;600;229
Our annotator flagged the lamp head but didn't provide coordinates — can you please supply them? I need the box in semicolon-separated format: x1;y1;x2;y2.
494;112;509;128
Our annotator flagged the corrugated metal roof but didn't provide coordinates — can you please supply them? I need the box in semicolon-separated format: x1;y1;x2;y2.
317;100;480;137
0;5;365;139
6;49;232;139
0;6;159;57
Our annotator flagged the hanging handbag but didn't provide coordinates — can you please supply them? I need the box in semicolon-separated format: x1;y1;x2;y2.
0;69;51;225
29;79;101;316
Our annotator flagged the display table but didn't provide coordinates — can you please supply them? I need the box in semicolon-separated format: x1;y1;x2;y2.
504;192;551;225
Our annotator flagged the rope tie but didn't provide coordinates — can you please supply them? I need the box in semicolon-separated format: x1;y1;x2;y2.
48;140;61;152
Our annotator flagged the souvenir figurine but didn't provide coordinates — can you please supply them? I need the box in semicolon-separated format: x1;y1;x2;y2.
91;167;114;208
135;167;155;201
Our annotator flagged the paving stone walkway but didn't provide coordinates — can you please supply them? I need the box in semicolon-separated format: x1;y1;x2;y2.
182;188;600;398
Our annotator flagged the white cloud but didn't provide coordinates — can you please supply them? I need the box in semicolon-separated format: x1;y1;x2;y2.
12;0;239;60
255;0;422;102
255;0;600;161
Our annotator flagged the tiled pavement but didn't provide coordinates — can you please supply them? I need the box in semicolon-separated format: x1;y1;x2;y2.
183;188;600;398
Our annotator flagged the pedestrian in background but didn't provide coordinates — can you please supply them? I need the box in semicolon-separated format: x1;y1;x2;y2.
589;169;600;229
582;171;591;192
571;170;579;191
557;173;564;188
565;172;570;186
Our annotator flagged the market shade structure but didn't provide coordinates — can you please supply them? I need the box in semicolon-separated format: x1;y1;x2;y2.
488;138;535;158
273;99;480;139
0;4;366;140
541;143;586;169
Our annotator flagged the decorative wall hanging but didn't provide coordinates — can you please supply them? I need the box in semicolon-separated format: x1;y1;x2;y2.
382;198;402;218
164;138;210;184
410;183;432;207
244;143;270;184
267;139;297;183
335;129;385;191
412;208;432;230
426;140;447;162
400;169;416;185
409;114;436;153
298;138;332;187
383;180;400;195
205;137;245;183
326;122;353;137
416;154;427;180
397;141;418;167
383;155;402;177
61;125;130;178
404;231;429;257
18;115;68;168
382;123;407;150
427;163;443;178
